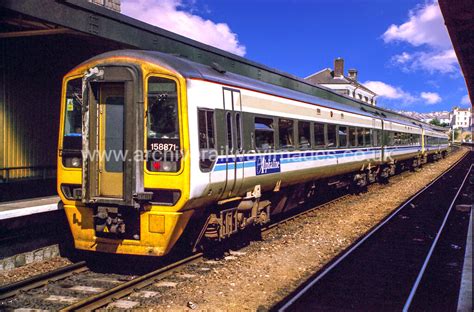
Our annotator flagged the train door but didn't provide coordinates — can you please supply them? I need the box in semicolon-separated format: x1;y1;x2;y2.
98;83;125;198
380;119;385;162
82;66;142;207
221;88;244;198
373;118;381;161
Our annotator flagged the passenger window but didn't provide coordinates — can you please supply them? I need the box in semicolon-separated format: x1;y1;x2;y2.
348;127;357;146
255;117;274;150
314;122;326;148
373;129;383;146
236;113;242;151
197;109;215;171
327;124;337;148
394;132;401;145
279;118;294;148
364;128;371;146
198;109;215;149
338;126;348;147
357;128;364;146
386;132;395;146
226;112;233;150
298;121;311;149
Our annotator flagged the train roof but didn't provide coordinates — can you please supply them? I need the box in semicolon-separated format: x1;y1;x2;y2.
79;50;448;136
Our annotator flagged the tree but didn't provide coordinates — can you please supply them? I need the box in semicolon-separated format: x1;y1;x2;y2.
454;129;460;140
429;118;442;126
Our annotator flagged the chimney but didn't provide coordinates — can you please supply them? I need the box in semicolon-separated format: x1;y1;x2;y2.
334;57;344;77
348;69;358;81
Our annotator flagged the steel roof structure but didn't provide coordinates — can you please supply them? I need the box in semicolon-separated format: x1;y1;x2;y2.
439;0;474;106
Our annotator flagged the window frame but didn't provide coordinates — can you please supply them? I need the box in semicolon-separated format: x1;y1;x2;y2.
297;120;311;150
197;108;216;172
278;118;296;150
253;115;276;151
326;123;338;149
313;122;327;149
338;125;348;148
144;74;183;176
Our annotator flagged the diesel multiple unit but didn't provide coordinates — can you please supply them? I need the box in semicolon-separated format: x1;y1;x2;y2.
58;50;449;256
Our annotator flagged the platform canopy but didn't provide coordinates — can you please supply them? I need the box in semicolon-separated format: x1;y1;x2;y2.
439;0;474;105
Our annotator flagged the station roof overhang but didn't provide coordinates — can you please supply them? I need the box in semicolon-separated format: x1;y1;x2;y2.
439;0;474;105
0;0;312;91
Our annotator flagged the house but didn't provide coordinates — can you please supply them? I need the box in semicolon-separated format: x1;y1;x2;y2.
305;58;377;106
438;113;451;125
451;107;472;130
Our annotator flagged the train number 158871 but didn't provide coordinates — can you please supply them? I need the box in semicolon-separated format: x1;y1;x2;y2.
150;143;178;151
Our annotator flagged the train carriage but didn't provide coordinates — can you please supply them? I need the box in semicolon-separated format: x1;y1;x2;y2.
58;50;449;256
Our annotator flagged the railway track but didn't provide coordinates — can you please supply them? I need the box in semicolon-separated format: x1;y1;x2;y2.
274;151;472;311
0;194;350;311
60;253;203;311
0;262;88;300
0;152;465;311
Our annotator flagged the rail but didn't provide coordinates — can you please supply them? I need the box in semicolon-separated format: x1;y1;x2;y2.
60;253;203;311
0;261;88;300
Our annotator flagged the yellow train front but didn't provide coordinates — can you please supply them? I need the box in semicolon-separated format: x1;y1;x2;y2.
58;51;194;256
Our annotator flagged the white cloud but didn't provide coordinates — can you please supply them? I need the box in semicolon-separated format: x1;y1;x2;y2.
382;1;451;48
382;1;460;75
392;52;412;64
121;0;246;56
420;92;442;104
392;49;458;73
363;81;416;104
461;94;471;105
364;81;445;107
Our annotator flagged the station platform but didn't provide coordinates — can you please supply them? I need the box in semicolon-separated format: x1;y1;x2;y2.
458;207;473;311
0;196;61;221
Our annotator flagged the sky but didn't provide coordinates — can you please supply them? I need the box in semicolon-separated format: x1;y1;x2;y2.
121;0;472;113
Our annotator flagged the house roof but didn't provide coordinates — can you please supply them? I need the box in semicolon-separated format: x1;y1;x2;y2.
305;68;377;96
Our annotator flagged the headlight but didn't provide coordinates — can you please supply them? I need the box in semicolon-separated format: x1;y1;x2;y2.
71;157;81;168
161;161;176;172
148;161;178;172
63;156;82;168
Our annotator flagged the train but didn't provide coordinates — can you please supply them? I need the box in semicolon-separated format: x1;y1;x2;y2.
57;50;450;256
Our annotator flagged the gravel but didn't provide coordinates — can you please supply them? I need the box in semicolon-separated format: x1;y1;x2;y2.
0;257;72;286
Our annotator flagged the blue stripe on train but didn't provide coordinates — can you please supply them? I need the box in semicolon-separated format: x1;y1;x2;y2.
214;146;421;164
212;146;422;171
